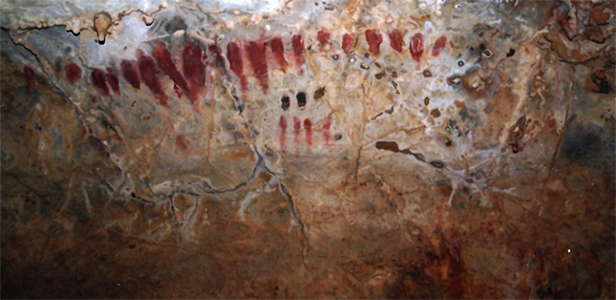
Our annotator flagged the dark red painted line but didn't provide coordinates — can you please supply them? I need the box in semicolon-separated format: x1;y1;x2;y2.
410;33;424;62
136;49;168;107
292;34;304;74
226;41;247;91
182;42;206;101
323;116;332;146
120;59;140;89
245;40;269;93
388;29;404;53
432;35;447;57
65;63;82;83
91;68;109;96
365;29;383;56
317;30;330;45
105;68;120;95
304;118;313;150
269;37;288;72
342;33;355;54
279;115;287;154
152;43;191;102
23;66;36;89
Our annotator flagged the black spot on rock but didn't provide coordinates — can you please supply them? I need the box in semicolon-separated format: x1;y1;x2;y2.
164;16;187;33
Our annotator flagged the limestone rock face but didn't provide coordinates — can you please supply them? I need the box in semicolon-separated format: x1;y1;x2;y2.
1;0;614;298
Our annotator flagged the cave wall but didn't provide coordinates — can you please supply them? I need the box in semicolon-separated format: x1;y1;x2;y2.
1;0;614;298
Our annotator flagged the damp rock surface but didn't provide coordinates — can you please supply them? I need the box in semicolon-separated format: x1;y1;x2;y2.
1;0;614;298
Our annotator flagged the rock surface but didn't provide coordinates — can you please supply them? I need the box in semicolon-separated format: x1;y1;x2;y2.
1;0;614;298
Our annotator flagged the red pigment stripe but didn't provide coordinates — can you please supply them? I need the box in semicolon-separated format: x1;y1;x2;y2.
388;29;404;53
292;34;304;68
91;68;109;96
279;115;287;153
152;43;191;101
269;37;288;72
226;41;247;91
245;40;269;93
182;42;206;101
105;67;120;95
136;49;168;106
323;116;332;146
304;118;313;149
432;35;447;57
342;33;355;54
120;59;140;89
410;33;424;62
317;30;330;45
65;63;82;83
365;29;383;56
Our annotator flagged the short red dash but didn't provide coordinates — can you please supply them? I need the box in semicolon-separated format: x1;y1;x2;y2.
226;41;247;91
120;59;140;89
182;42;206;101
365;29;383;56
105;67;120;95
323;116;332;146
65;63;82;83
91;68;109;96
269;37;288;72
304;118;313;150
317;30;330;45
432;35;447;57
410;33;424;62
388;29;404;53
342;33;355;54
136;49;168;107
175;136;191;155
152;43;191;102
245;40;269;93
279;115;287;154
292;35;304;73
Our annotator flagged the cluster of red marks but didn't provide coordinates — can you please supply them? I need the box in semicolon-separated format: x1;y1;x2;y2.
152;43;191;101
91;68;110;96
317;30;331;45
342;33;356;54
64;63;82;83
322;115;332;146
136;49;169;107
365;29;384;56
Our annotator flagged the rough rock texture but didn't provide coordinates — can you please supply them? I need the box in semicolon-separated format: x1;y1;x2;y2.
1;0;614;298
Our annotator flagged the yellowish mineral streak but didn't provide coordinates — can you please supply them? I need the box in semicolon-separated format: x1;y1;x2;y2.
93;12;112;44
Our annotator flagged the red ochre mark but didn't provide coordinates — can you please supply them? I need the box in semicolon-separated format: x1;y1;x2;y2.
410;33;424;62
182;42;207;101
304;118;313;150
152;43;191;102
293;116;301;154
388;29;404;53
91;68;109;96
245;40;269;93
105;67;120;95
208;45;224;67
292;34;304;74
279;115;287;154
175;135;191;155
136;49;168;107
269;37;288;72
323;115;332;146
317;30;331;45
120;60;141;89
365;29;383;57
23;66;36;89
227;41;247;91
432;35;448;57
65;63;82;83
342;33;355;54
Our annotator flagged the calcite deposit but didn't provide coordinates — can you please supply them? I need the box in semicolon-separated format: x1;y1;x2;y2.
1;0;614;298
